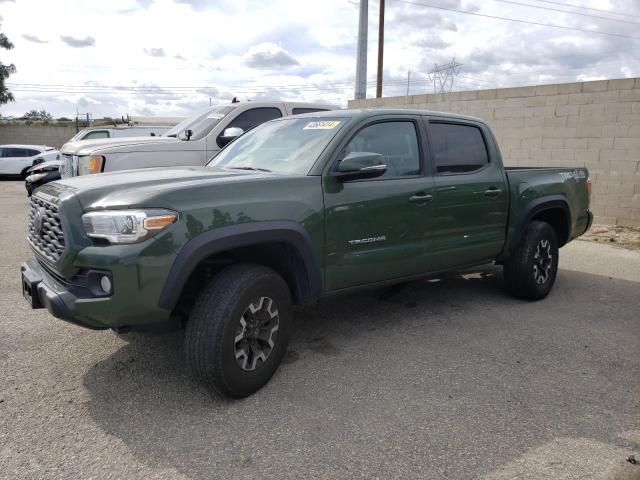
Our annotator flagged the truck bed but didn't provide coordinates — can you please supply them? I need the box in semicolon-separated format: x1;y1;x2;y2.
504;165;591;246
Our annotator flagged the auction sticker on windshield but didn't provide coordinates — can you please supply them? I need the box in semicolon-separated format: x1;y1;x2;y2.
207;113;225;119
303;120;341;130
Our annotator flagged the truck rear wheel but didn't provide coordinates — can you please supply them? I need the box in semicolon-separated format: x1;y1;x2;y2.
504;221;559;300
185;264;292;398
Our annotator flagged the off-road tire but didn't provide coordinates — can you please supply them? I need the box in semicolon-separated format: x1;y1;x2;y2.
504;221;559;300
185;264;292;398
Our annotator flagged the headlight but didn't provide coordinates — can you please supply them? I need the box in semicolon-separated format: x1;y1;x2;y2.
82;209;178;244
78;155;104;175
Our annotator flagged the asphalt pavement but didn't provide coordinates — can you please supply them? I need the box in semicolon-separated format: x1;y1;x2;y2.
1;180;638;480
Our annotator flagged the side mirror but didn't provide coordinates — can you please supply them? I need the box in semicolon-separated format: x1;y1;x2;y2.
178;129;193;141
218;127;244;147
334;152;387;181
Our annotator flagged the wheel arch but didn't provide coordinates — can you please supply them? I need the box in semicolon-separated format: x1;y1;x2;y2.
500;195;571;260
159;221;322;311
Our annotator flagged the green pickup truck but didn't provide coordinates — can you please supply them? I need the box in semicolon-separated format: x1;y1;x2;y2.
21;109;592;397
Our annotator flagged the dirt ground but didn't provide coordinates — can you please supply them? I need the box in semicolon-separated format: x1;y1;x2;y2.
580;224;640;251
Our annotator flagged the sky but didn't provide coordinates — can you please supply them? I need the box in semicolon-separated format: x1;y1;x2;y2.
0;0;639;118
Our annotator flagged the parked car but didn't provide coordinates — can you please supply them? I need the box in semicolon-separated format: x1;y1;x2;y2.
24;159;62;196
69;125;172;142
20;109;592;398
22;126;174;194
58;101;335;177
0;144;59;179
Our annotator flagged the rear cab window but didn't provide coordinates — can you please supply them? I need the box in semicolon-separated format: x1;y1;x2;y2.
428;122;489;174
292;108;329;115
82;131;110;140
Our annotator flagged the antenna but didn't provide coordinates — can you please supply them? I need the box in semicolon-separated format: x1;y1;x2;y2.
427;58;463;93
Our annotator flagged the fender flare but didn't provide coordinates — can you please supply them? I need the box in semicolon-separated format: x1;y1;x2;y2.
158;220;322;310
500;195;571;260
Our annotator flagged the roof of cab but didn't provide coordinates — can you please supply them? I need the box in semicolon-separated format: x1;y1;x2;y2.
291;108;486;124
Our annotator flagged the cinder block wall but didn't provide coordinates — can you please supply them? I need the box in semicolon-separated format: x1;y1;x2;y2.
348;78;640;227
0;124;78;149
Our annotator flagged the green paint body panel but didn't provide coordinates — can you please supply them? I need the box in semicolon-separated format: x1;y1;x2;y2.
23;109;592;330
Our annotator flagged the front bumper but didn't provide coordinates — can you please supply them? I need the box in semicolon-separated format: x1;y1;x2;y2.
21;260;106;329
20;254;172;330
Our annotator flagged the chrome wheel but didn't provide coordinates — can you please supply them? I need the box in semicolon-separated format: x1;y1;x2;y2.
533;239;553;284
233;296;280;372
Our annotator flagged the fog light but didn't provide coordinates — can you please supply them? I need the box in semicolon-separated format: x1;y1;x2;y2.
100;275;112;294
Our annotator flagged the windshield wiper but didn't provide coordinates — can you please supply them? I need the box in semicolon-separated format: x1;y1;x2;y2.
229;166;272;172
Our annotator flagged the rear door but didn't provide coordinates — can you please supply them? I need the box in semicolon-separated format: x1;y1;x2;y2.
425;118;508;271
323;115;435;291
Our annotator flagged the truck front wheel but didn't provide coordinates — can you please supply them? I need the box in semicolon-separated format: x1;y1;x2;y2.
504;221;559;300
185;264;292;398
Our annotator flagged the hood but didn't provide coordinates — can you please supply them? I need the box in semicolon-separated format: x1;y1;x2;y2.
61;136;179;156
51;166;276;210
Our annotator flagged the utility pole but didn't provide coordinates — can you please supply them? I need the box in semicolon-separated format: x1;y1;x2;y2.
405;70;411;104
354;0;368;99
376;0;385;98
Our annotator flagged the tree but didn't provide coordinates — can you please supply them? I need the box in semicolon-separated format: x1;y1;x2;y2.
39;109;53;122
24;109;53;121
24;109;40;120
0;24;16;106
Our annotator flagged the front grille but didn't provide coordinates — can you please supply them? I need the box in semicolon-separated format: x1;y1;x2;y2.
60;154;74;178
27;195;66;263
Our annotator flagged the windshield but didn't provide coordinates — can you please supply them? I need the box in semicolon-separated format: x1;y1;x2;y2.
164;105;236;140
209;117;348;175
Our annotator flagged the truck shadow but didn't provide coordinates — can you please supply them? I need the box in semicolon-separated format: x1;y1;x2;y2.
82;266;640;479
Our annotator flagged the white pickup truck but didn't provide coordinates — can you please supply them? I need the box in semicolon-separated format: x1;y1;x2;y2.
60;101;334;177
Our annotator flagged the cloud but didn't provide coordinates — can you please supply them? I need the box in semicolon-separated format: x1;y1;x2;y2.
244;43;299;69
174;54;186;61
60;35;95;48
144;47;165;57
22;34;47;44
389;3;459;32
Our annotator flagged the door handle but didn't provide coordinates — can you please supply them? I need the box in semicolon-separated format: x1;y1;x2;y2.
484;188;502;197
409;193;433;203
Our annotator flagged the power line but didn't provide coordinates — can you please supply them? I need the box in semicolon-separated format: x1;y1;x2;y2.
491;0;640;26
530;0;640;18
390;0;640;39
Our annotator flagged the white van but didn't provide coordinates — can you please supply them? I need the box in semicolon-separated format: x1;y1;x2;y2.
60;101;335;177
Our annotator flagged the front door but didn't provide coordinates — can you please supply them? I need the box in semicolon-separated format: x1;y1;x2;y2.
323;118;435;291
425;120;508;271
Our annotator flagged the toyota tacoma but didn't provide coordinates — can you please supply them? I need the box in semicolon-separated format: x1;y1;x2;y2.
21;109;593;398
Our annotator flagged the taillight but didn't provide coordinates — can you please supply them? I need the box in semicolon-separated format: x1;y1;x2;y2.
587;178;592;206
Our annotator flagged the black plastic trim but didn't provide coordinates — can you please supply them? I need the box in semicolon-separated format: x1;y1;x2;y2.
498;195;571;260
159;221;322;310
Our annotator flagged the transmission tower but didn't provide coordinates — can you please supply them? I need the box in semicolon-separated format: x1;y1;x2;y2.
427;58;463;93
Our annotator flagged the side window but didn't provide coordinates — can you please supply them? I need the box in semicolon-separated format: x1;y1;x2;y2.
4;148;27;157
26;149;40;157
226;107;282;133
343;121;420;178
0;148;5;158
292;108;328;115
83;131;110;140
429;123;489;174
